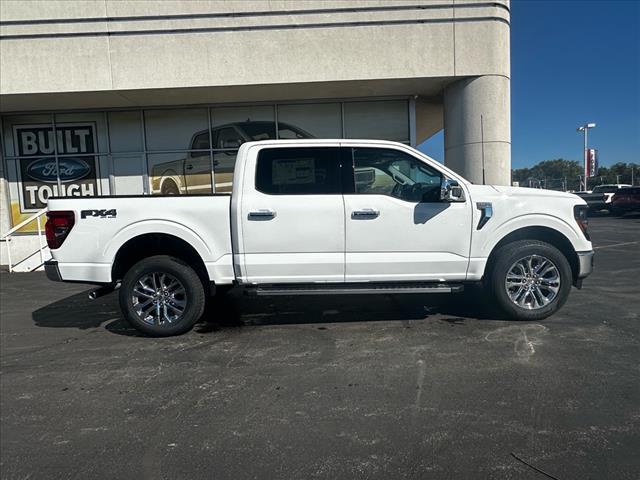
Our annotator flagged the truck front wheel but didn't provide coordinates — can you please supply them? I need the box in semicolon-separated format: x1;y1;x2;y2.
119;255;205;336
487;240;572;321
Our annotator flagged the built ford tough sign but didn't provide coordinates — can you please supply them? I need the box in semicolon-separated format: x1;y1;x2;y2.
44;140;594;337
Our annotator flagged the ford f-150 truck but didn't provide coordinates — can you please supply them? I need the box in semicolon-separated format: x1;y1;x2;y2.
44;140;594;336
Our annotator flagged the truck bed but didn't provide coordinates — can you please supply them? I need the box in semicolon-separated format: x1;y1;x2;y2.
47;195;234;284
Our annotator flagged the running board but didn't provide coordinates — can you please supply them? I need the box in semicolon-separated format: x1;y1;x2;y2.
247;282;464;296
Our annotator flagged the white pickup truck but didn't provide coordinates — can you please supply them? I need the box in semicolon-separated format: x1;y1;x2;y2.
45;140;594;336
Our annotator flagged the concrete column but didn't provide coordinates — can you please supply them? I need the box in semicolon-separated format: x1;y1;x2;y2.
444;75;511;186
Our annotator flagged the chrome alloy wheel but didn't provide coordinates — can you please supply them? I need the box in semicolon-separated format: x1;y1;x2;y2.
132;272;187;326
504;255;561;310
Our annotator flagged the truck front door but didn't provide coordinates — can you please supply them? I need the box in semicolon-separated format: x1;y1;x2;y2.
240;145;345;283
342;146;472;282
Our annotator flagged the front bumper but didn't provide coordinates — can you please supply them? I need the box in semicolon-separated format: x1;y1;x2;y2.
44;260;62;282
576;250;595;279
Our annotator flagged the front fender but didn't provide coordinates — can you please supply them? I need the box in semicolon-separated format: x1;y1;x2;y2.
475;213;591;258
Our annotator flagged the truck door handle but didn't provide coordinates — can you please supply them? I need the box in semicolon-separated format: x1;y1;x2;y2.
248;209;276;219
352;208;380;219
186;164;194;170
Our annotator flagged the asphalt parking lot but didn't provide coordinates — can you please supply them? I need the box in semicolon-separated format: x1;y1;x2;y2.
1;215;639;479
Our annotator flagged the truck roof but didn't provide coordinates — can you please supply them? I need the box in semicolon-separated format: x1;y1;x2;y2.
241;138;411;146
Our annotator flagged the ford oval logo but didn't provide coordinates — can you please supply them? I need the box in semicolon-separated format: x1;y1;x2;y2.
26;157;91;183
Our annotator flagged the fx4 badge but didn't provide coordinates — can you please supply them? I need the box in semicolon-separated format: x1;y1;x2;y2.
81;209;117;219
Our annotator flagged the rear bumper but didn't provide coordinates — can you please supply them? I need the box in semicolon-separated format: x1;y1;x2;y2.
577;250;595;279
44;260;62;282
44;260;113;286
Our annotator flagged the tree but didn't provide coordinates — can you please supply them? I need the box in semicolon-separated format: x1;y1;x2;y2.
512;159;581;189
512;160;639;191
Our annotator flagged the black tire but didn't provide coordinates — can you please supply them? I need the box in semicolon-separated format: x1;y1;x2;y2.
119;255;205;336
487;240;573;321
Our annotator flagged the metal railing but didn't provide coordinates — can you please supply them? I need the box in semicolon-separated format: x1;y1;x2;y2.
0;208;49;272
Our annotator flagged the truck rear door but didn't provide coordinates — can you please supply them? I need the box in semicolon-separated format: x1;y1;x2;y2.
239;145;345;283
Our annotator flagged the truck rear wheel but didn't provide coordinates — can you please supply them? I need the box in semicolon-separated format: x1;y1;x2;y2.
119;255;205;336
487;240;572;321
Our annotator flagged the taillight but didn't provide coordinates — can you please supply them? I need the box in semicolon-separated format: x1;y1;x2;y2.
45;211;75;249
573;205;590;241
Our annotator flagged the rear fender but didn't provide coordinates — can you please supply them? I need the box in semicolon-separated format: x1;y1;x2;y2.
104;220;213;266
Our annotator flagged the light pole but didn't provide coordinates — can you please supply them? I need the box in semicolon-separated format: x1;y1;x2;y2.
577;123;596;191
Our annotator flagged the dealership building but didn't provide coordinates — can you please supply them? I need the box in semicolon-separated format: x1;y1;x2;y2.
0;0;510;269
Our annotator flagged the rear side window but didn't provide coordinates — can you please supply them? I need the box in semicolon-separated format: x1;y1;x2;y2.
255;147;341;195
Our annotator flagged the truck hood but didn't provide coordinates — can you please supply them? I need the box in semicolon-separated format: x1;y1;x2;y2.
469;185;585;203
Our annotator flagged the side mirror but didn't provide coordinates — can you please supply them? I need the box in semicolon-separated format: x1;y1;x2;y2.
440;178;465;202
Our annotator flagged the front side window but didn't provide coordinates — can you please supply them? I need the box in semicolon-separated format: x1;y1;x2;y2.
256;147;341;195
351;148;442;202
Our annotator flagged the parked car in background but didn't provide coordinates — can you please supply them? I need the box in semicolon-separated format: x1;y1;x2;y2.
575;184;632;212
610;186;640;216
150;121;313;195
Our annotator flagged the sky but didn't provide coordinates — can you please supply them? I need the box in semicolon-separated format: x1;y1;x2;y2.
419;0;640;169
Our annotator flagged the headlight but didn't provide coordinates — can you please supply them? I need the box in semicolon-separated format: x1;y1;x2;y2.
573;205;590;241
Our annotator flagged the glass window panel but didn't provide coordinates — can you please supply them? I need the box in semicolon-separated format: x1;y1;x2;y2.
2;114;53;157
212;105;274;126
97;153;110;196
144;109;208;151
213;150;237;193
112;154;144;195
2;114;104;157
108;111;143;153
214;127;244;149
211;106;275;147
148;151;212;195
344;100;409;142
15;154;101;209
277;103;341;139
54;112;107;154
352;147;442;203
191;131;211;150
